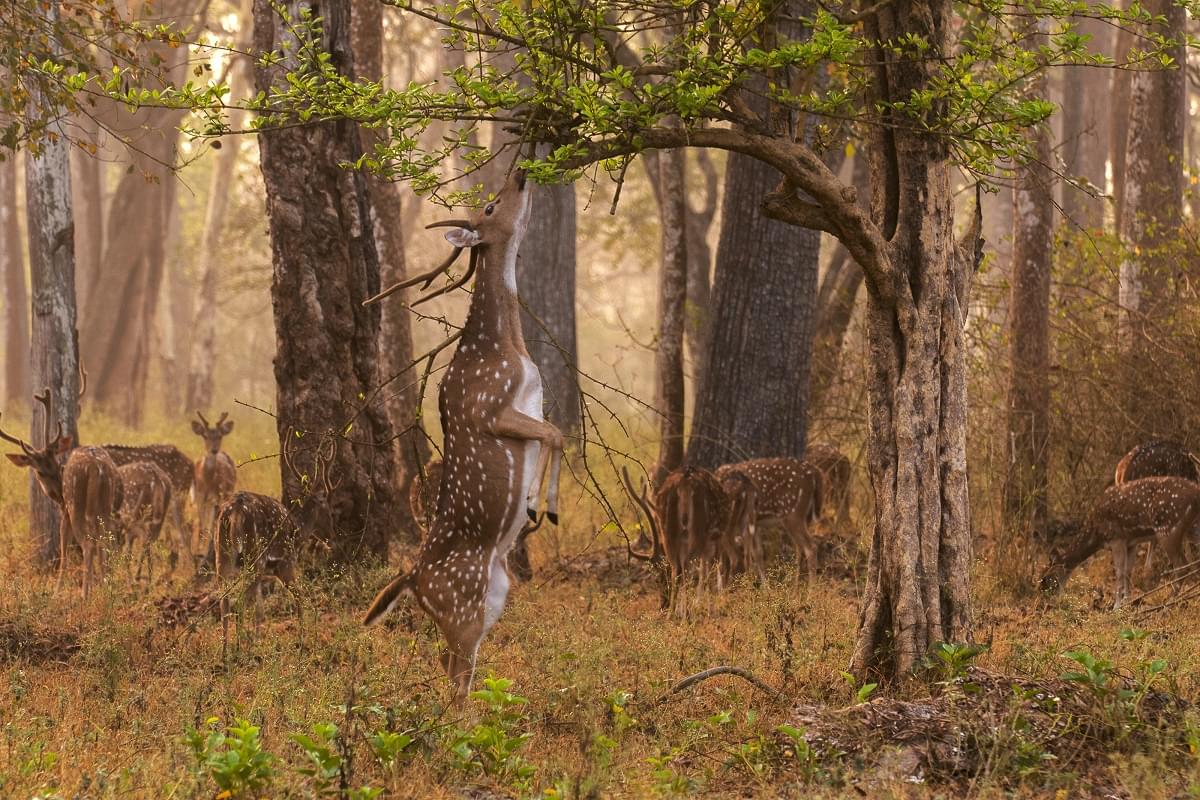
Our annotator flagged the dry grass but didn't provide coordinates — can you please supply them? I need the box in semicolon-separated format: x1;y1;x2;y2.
3;418;1200;798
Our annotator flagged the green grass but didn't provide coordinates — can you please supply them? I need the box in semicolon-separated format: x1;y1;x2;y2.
4;417;1200;798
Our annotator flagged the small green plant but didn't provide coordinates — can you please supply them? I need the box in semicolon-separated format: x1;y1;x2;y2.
930;642;987;682
445;676;535;787
775;724;820;782
647;745;696;796
184;718;277;798
838;670;878;704
367;729;415;768
290;722;342;794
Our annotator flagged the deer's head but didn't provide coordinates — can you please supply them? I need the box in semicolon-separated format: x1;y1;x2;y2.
363;169;533;307
1;389;73;505
192;411;234;455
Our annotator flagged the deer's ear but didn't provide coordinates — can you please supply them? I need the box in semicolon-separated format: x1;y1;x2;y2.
191;421;205;435
444;227;481;249
6;453;31;467
55;435;73;455
221;420;234;435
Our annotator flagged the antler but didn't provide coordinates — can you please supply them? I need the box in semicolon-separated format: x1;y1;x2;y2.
196;410;211;428
362;219;478;306
0;412;35;456
411;248;479;307
621;466;662;563
217;411;229;427
33;387;60;448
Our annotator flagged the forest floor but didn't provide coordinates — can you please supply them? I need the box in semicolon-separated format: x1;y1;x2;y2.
4;422;1200;798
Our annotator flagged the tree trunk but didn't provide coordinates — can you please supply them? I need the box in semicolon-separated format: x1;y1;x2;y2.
1060;18;1110;229
684;149;718;377
79;0;198;423
70;117;103;317
1110;17;1135;234
1005;114;1053;530
517;183;581;435
186;0;253;414
24;18;82;562
1;155;29;404
351;0;426;542
850;0;975;678
255;0;400;561
1117;0;1185;432
653;147;688;483
686;152;820;468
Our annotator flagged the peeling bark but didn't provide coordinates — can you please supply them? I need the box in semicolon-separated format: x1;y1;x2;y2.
653;146;688;483
1;155;29;404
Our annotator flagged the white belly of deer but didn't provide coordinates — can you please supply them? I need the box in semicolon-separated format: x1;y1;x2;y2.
497;355;542;557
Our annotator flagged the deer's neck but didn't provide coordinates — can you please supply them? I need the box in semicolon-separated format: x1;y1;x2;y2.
462;243;527;354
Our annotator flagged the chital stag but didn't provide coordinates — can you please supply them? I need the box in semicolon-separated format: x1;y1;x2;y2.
715;458;823;583
116;461;172;582
1113;439;1200;576
102;443;194;569
362;169;564;702
1040;477;1200;607
1;389;122;598
192;411;237;563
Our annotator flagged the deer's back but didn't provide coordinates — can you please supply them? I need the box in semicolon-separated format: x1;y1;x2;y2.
215;491;296;577
118;461;171;520
102;444;193;495
716;458;820;519
1093;476;1200;534
63;447;122;529
1116;440;1199;484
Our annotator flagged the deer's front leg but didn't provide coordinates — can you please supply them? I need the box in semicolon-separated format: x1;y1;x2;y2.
487;407;564;523
1111;539;1130;608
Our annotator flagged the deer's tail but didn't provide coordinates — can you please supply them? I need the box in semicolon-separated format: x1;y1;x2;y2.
363;572;415;626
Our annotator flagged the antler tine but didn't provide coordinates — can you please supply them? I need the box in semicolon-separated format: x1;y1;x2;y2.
77;362;88;402
196;410;210;428
362;247;465;306
33;387;56;448
318;435;343;495
0;412;35;455
282;425;305;486
411;248;479;307
217;411;229;426
621;466;662;563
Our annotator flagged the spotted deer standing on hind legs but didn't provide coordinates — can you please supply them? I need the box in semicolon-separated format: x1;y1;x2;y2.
361;169;564;703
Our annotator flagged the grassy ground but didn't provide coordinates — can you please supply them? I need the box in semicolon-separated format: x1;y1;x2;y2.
3;419;1200;798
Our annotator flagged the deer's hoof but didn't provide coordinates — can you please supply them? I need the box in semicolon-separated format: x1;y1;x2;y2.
547;512;559;526
527;508;537;522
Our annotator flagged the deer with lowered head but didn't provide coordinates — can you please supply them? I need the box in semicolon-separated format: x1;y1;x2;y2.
116;460;172;582
1112;439;1200;578
102;442;194;570
2;388;123;598
1040;476;1200;607
361;169;564;703
192;411;237;564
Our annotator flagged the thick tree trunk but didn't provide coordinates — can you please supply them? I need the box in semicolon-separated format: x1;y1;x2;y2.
1117;0;1185;432
70;117;103;317
186;0;252;414
24;35;81;562
683;149;719;375
850;0;974;678
1;156;29;404
1110;19;1135;234
517;183;581;435
1005;117;1054;529
255;0;400;561
1060;18;1110;229
351;0;426;543
686;152;819;468
653;147;688;483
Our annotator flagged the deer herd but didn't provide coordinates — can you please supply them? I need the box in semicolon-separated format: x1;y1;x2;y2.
5;168;1200;702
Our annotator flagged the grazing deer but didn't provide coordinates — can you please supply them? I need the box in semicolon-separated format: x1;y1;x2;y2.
1039;477;1200;607
362;169;564;702
1;389;123;598
719;470;764;584
102;443;194;570
116;461;172;582
1113;440;1200;576
805;443;852;528
715;457;823;584
192;411;237;563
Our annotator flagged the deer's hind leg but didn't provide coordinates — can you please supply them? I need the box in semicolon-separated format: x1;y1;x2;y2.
1111;539;1132;608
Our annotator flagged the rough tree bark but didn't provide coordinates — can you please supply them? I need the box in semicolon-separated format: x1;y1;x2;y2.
683;150;718;376
70;117;102;317
652;147;688;483
1005;108;1054;530
517;183;581;436
80;0;199;423
255;0;401;561
1117;0;1185;431
1;155;29;404
686;151;820;468
351;0;426;542
186;0;252;413
23;11;82;562
1110;17;1135;234
1060;18;1110;229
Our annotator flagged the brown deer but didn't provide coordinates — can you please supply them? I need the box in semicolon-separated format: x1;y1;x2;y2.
101;443;194;569
1;389;123;598
362;169;564;702
116;461;172;582
1113;440;1200;576
192;411;237;564
719;470;764;584
805;443;851;528
715;457;823;583
1039;477;1200;607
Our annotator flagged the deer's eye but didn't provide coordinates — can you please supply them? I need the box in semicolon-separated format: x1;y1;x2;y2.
484;203;496;216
